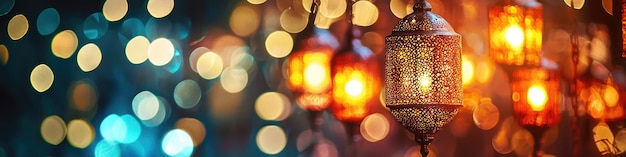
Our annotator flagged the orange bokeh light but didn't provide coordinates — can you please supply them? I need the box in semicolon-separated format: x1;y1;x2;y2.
286;38;334;111
488;1;543;66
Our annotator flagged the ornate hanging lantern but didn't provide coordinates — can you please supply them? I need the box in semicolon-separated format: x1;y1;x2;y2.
488;0;543;66
385;0;462;156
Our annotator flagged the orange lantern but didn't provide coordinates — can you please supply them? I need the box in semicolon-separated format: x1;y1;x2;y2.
511;68;560;127
578;78;625;121
286;0;335;112
488;0;543;66
331;30;381;123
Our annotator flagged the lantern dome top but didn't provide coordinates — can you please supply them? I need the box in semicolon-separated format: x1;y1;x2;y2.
390;2;456;35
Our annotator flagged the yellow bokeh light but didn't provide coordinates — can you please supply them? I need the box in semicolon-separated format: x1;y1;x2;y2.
0;45;8;65
220;67;248;93
189;47;210;72
462;55;474;86
70;80;97;111
102;0;128;22
7;14;28;40
230;4;260;37
77;43;102;72
148;38;175;66
256;125;287;155
390;0;409;18
360;113;390;142
197;52;223;79
30;64;54;92
51;30;79;59
255;92;291;121
265;31;293;58
527;84;548;111
247;0;266;5
304;63;326;88
504;25;524;50
352;1;378;27
593;123;616;154
40;115;67;145
125;36;150;64
67;119;95;148
147;0;174;18
319;0;346;18
472;101;500;130
280;8;308;33
564;0;585;9
603;86;619;108
175;118;206;146
345;80;364;97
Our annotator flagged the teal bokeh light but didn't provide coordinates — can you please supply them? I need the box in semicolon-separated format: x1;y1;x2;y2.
36;8;60;35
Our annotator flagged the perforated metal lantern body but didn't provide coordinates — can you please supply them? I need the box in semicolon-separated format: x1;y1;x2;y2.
488;0;543;66
511;68;560;127
385;2;462;136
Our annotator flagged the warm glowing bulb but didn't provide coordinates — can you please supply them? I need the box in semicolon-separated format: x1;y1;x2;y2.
345;79;364;97
527;84;547;111
419;74;431;92
304;63;325;87
462;55;474;86
505;25;524;49
603;86;619;108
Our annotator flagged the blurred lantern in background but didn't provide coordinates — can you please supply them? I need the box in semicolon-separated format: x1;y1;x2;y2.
510;67;560;157
488;0;543;66
578;78;625;121
385;0;462;156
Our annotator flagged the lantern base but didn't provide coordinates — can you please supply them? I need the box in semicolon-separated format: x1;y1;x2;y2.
414;133;434;157
388;104;461;134
523;125;548;157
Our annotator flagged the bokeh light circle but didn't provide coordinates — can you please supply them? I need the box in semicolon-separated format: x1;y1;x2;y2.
189;47;210;72
220;67;248;93
103;0;128;22
7;14;28;40
100;114;120;141
255;92;291;121
30;64;54;92
248;0;266;5
118;18;145;44
265;31;293;58
360;113;390;142
256;125;287;155
36;8;60;35
94;140;120;157
143;97;170;127
125;36;150;64
162;129;194;157
77;43;103;72
472;101;500;130
173;80;202;109
67;119;95;148
148;38;175;66
603;85;619;107
0;0;14;16
319;0;346;18
132;91;159;121
147;0;174;18
564;0;585;9
175;118;206;146
114;114;141;144
83;13;109;40
69;80;98;111
0;45;8;65
197;51;223;79
352;1;378;27
51;30;79;59
230;4;260;37
40;115;67;145
280;8;308;33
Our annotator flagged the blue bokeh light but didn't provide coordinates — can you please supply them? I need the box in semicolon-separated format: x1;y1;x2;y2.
100;114;121;141
36;8;60;35
94;140;120;157
145;18;172;40
117;114;141;144
118;18;145;45
161;129;194;157
83;12;109;40
0;0;14;16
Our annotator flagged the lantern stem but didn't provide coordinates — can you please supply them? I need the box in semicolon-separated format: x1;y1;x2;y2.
413;0;431;12
526;126;547;157
343;122;361;157
414;133;434;157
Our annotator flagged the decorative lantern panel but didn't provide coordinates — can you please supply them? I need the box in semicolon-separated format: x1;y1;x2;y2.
511;68;560;127
488;1;543;66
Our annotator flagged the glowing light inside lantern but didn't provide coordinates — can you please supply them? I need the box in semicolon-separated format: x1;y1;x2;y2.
504;25;524;50
527;84;547;111
345;79;364;97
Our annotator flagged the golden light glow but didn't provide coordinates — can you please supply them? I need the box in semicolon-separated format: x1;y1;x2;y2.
304;63;326;89
462;55;474;86
51;30;78;59
592;123;617;155
230;4;259;37
419;74;432;93
196;51;223;80
67;119;95;148
603;86;619;108
147;0;174;18
0;44;8;65
319;0;346;18
220;67;248;93
247;0;266;5
189;47;210;72
125;36;150;64
504;25;524;50
527;84;547;111
76;43;102;72
265;31;293;58
473;101;500;130
360;113;390;142
389;0;410;18
30;64;54;92
41;115;66;145
102;0;128;22
7;14;28;40
175;118;206;146
279;8;308;33
255;92;291;121
345;80;364;97
352;1;378;27
564;0;585;9
256;125;287;155
147;38;175;66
